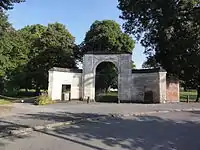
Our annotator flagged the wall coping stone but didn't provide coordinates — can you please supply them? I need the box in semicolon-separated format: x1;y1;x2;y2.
49;67;82;73
132;67;166;74
84;51;132;55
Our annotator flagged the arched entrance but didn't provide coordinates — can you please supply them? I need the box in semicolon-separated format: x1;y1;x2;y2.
95;61;118;103
82;52;132;102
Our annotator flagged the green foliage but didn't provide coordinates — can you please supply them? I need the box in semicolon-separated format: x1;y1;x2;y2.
81;20;134;54
0;0;25;10
82;20;135;93
18;23;78;91
0;11;29;94
118;0;200;89
0;14;78;95
142;56;160;69
95;62;118;92
34;94;54;105
132;61;136;69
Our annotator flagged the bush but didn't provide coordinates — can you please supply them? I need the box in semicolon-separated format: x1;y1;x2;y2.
34;94;54;105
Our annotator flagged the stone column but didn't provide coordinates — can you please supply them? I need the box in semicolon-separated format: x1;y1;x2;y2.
158;71;167;103
48;70;54;99
82;55;95;101
118;54;132;101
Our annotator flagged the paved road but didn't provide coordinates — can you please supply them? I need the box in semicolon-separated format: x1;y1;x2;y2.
1;111;200;150
1;102;200;129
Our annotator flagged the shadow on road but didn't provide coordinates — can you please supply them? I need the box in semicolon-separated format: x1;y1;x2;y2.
190;111;200;114
50;115;200;150
1;112;200;150
19;112;107;122
0;120;30;147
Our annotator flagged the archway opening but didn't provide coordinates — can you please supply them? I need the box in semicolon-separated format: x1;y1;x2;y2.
95;62;118;103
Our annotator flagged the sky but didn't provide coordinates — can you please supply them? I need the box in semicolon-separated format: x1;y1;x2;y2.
7;0;146;68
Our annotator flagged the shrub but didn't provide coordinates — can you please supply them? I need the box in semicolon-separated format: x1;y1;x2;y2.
34;94;54;105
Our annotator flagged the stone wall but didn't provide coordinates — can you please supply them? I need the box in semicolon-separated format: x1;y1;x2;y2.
48;53;179;103
83;52;132;101
131;68;167;103
48;67;82;100
131;72;159;103
166;78;179;102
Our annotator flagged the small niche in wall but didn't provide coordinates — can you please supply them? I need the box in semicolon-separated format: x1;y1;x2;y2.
61;84;71;101
144;91;154;103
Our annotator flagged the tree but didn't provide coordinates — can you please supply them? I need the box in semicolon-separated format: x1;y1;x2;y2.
142;56;160;69
96;62;118;93
0;11;29;95
132;61;136;69
81;20;134;54
81;20;135;92
118;0;200;100
0;0;25;10
15;24;48;92
25;23;78;93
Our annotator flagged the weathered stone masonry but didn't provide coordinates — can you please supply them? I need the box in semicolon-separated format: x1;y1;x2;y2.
48;52;179;103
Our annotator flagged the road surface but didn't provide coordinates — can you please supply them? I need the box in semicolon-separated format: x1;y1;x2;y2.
1;111;200;150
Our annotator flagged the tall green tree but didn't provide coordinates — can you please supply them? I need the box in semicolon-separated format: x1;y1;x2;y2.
26;23;78;92
142;56;160;69
118;0;200;100
0;12;29;94
81;20;134;54
0;0;25;10
81;20;135;93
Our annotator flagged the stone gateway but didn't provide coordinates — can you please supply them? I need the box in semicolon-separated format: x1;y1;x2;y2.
48;52;179;103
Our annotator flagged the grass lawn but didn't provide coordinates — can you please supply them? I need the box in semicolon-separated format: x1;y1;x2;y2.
0;99;12;105
96;91;118;103
96;91;198;103
180;90;197;102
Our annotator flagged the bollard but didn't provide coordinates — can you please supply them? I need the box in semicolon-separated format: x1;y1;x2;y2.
117;99;120;104
187;95;189;103
87;97;90;104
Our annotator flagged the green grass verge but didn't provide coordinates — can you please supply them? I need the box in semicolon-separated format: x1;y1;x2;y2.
180;91;197;102
96;92;118;103
0;99;12;105
97;91;198;103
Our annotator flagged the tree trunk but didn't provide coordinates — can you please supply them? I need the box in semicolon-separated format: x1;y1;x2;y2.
184;86;187;92
35;85;41;96
105;87;109;93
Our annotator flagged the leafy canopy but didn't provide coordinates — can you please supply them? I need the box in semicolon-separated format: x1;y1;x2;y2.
118;0;200;86
81;20;135;54
20;23;78;90
0;0;25;10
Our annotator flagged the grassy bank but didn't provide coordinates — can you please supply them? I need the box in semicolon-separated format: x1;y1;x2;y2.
0;99;12;105
180;90;197;102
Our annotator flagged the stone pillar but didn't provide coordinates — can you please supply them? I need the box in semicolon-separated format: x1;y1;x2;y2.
158;71;167;103
82;55;95;101
118;54;132;101
48;70;54;99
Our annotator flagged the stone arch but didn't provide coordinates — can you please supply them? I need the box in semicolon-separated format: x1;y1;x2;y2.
93;60;119;74
94;60;119;102
82;52;132;102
